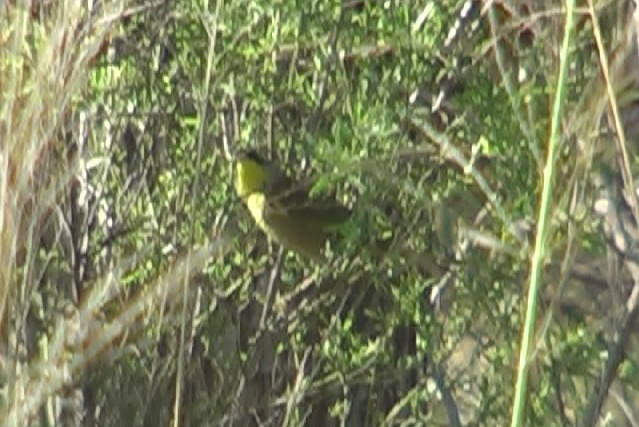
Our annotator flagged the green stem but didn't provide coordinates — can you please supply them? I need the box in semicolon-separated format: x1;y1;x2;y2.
510;1;576;426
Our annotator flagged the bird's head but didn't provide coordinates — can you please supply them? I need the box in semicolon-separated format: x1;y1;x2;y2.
235;150;270;199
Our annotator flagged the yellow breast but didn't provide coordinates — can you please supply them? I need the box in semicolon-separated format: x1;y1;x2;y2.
246;193;269;232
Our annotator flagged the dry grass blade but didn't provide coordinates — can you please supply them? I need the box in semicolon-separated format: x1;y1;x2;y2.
0;1;133;424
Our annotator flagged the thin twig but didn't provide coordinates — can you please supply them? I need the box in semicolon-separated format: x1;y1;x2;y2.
407;116;526;248
578;282;639;427
588;0;639;222
259;248;284;329
431;361;463;427
305;6;345;137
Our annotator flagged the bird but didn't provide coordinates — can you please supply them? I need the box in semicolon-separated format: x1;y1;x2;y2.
234;150;351;262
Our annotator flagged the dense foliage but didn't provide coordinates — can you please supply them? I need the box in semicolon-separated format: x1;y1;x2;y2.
2;0;639;426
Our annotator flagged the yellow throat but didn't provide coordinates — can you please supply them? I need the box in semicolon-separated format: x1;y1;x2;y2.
235;154;269;199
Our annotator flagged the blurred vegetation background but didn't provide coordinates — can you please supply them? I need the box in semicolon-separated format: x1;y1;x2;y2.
2;0;639;426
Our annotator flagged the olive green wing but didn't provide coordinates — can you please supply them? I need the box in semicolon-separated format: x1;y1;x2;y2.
268;172;351;227
285;200;351;230
260;199;326;261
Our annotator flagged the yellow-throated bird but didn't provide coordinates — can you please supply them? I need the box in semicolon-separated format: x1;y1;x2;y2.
235;150;351;262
